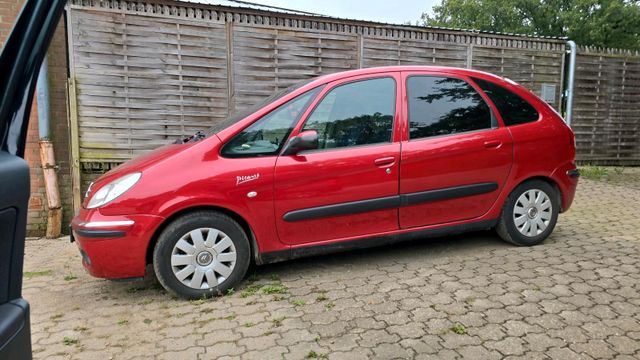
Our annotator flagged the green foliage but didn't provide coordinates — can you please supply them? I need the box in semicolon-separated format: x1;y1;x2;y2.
62;337;78;346
240;284;261;298
262;284;288;295
423;0;640;50
450;323;467;335
579;165;608;179
306;351;327;359
290;299;306;307
24;270;52;279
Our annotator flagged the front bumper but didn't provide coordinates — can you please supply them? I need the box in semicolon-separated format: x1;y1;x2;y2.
71;208;164;279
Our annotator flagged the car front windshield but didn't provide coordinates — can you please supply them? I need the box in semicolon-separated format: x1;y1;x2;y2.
206;79;316;136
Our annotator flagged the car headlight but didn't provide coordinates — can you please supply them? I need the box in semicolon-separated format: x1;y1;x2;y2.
87;173;141;209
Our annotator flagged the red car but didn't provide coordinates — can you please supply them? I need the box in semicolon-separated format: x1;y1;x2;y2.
71;66;579;299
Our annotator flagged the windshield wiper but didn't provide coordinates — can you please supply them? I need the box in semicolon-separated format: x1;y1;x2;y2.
174;131;206;144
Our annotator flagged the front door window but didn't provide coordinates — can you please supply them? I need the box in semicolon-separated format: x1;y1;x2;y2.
302;77;396;150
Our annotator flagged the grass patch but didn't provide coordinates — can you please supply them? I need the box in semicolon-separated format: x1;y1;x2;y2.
262;284;288;295
306;350;327;359
143;319;152;325
117;319;128;326
290;299;306;307
244;322;255;327
24;270;52;280
190;298;207;306
450;323;467;335
62;337;78;346
50;313;64;320
315;294;328;302
240;284;261;298
578;165;608;180
73;326;88;332
226;288;235;295
63;274;77;281
324;301;335;310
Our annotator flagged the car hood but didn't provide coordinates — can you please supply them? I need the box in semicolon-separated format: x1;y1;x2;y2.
87;142;196;194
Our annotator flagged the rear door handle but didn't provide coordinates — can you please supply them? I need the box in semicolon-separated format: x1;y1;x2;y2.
374;157;396;167
484;140;502;149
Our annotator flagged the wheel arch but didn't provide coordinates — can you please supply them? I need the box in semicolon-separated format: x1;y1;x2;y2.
511;175;563;211
145;205;260;267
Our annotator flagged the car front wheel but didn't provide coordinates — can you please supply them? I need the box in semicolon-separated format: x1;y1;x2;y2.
153;211;250;299
496;180;559;246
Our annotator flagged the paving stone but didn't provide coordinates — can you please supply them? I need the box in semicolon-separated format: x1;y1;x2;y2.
21;178;640;359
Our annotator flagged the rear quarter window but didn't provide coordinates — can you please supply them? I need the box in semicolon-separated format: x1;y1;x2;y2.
472;77;539;126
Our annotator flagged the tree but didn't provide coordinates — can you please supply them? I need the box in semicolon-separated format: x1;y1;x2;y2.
422;0;640;50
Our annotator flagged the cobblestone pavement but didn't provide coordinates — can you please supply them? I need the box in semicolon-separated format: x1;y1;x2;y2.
24;177;640;359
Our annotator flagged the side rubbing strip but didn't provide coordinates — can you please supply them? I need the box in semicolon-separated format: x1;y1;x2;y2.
283;196;401;222
282;182;499;222
400;182;499;207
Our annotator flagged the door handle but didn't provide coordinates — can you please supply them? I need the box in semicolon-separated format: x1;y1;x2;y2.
484;140;502;149
374;157;396;167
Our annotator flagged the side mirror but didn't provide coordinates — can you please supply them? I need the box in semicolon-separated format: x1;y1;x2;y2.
281;130;318;156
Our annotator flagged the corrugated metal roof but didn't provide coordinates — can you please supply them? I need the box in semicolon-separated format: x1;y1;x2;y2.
177;0;567;41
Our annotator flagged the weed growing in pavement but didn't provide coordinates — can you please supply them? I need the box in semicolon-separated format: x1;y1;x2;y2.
24;270;52;279
450;323;467;335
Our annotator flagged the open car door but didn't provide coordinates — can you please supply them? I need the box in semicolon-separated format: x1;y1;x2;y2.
0;1;65;358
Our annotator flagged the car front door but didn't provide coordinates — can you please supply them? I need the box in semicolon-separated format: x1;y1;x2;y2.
274;74;402;245
398;72;513;229
0;1;66;358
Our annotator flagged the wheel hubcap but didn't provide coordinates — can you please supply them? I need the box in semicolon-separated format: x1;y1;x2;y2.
513;189;552;237
196;251;213;266
170;228;237;290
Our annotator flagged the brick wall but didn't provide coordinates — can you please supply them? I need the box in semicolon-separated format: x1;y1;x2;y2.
1;0;71;236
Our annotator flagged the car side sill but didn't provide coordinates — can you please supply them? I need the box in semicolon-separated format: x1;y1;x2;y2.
257;218;498;265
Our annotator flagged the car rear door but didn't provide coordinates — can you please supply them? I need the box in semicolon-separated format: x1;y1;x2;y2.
0;1;66;358
274;73;402;245
398;71;513;229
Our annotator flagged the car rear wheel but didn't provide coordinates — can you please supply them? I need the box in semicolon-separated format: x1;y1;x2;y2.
153;211;250;299
496;180;559;246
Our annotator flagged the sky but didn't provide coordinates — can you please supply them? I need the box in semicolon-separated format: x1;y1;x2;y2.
245;0;440;25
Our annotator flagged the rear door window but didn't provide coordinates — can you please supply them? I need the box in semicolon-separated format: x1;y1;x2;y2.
407;76;493;140
472;77;539;126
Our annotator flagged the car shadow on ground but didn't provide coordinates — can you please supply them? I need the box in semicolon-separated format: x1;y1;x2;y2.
102;229;512;299
255;230;510;276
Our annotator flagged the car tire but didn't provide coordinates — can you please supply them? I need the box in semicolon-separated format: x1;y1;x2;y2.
496;179;559;246
153;210;250;299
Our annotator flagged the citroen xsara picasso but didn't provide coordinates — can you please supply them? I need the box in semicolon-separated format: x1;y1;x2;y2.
71;66;579;299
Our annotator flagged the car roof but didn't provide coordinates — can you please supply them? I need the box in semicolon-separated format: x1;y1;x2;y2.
307;66;505;86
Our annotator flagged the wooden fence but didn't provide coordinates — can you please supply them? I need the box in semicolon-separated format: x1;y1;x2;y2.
69;0;637;204
573;47;640;165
